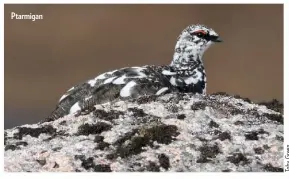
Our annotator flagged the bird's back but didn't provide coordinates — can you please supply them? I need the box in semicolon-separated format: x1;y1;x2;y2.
44;65;173;122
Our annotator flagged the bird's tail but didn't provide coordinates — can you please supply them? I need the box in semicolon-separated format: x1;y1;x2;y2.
40;106;68;123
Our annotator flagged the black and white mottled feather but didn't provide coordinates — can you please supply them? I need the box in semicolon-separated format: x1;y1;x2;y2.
44;24;222;122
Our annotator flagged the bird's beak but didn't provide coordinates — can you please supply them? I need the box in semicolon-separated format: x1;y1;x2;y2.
212;36;223;42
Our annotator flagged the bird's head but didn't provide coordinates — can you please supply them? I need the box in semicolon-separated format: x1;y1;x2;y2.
172;24;222;66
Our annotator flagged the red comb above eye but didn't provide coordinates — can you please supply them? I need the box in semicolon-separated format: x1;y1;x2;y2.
194;30;207;34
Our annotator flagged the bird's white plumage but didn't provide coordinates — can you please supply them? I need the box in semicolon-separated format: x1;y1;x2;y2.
134;68;147;78
103;77;117;84
69;102;81;114
184;76;197;85
111;68;147;85
85;96;92;101
67;87;75;92
162;70;177;75
88;73;107;86
120;81;137;97
107;70;117;74
156;87;169;95
184;70;202;84
59;94;68;102
87;79;97;87
113;75;127;84
170;77;177;86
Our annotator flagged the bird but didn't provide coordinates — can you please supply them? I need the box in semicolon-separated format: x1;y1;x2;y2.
43;24;222;122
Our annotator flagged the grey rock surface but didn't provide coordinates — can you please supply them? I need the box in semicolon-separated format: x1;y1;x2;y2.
4;93;284;172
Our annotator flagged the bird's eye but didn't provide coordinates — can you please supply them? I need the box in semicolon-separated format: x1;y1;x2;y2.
196;32;205;38
191;30;207;38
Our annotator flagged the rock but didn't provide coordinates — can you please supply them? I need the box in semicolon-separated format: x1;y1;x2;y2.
4;93;284;172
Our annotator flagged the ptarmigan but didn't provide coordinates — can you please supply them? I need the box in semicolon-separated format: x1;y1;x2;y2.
44;24;222;122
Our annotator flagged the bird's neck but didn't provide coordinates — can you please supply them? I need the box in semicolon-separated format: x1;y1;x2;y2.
166;42;207;94
170;42;205;75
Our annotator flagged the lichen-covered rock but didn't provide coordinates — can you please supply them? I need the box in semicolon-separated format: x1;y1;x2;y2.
4;93;284;172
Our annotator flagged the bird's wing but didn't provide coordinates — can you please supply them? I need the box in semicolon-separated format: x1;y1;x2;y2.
44;66;171;122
